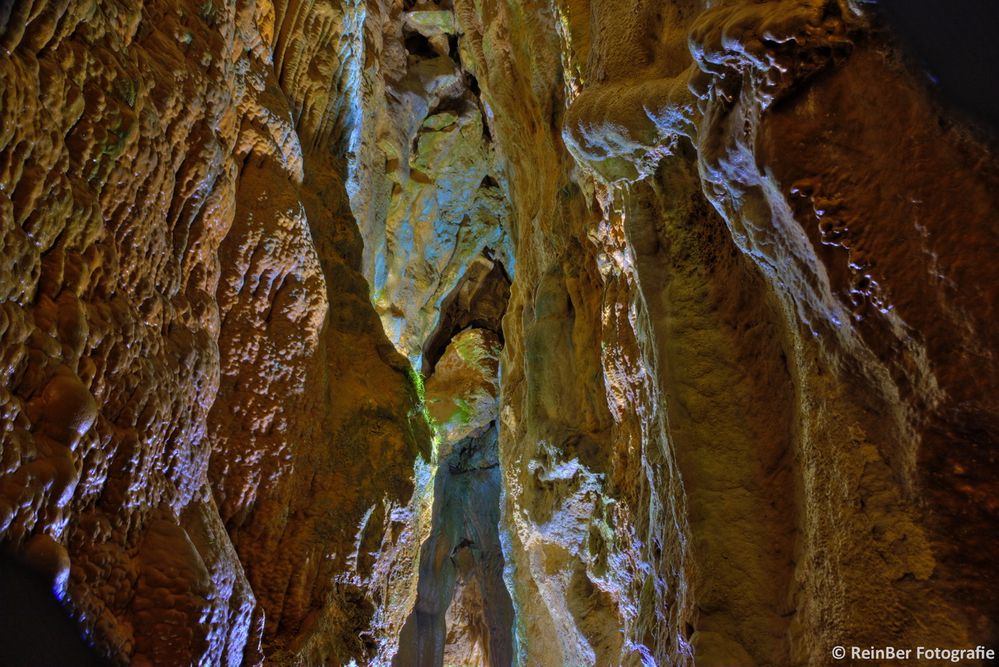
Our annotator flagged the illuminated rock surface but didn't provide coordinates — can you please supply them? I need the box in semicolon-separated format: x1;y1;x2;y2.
0;0;431;663
1;0;997;665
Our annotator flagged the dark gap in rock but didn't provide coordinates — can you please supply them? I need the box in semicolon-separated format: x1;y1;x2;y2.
392;426;514;667
877;0;999;134
427;92;475;120
451;538;475;556
466;70;481;98
0;553;112;667
462;71;493;145
421;254;511;378
404;30;439;61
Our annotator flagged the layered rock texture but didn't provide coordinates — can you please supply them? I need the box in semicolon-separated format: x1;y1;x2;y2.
0;0;433;664
2;0;998;666
346;0;511;364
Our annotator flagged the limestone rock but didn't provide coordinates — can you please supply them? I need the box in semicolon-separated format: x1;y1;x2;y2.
347;0;511;364
0;0;432;664
454;0;998;664
425;328;500;453
3;0;998;665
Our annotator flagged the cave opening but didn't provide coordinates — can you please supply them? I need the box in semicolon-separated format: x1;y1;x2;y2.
393;255;515;667
343;0;519;659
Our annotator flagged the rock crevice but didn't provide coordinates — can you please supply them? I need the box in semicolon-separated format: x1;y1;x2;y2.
2;0;998;665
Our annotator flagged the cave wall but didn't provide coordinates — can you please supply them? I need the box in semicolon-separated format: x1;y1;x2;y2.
346;0;511;364
450;3;695;663
452;0;997;664
1;0;997;665
0;0;434;664
689;4;999;658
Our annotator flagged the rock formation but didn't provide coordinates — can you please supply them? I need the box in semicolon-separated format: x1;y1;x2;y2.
1;0;997;665
1;0;431;663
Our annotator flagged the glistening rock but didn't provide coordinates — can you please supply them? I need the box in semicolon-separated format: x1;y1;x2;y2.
2;0;997;665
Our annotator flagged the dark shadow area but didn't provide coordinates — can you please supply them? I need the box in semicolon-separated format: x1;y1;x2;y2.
0;552;111;667
878;0;999;134
393;427;514;667
421;254;511;378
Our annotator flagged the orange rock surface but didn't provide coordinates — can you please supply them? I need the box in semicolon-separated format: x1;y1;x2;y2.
1;0;430;663
2;0;997;665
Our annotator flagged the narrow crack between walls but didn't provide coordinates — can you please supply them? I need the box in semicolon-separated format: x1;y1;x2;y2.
340;1;518;660
393;255;514;667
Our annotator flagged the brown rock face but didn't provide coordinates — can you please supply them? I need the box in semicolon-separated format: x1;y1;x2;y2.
3;0;998;666
690;11;999;658
1;0;431;664
453;0;998;664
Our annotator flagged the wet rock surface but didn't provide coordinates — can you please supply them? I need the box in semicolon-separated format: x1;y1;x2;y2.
2;0;998;665
1;0;432;663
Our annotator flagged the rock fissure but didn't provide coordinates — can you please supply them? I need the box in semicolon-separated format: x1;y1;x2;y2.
2;0;998;665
